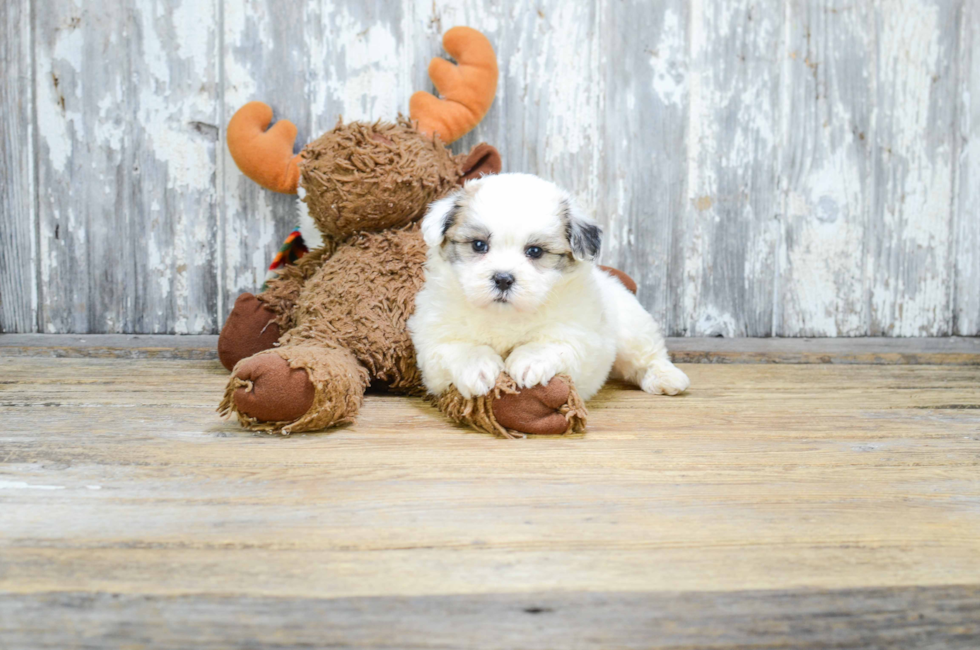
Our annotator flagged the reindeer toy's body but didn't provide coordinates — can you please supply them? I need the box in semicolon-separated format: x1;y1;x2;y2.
217;28;627;437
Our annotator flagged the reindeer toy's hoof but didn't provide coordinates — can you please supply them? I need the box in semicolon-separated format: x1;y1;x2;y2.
225;354;315;425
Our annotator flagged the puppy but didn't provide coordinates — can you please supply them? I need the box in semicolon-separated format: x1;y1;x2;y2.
408;173;689;402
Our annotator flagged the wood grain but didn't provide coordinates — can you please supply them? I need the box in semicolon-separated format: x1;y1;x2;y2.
2;357;980;647
0;0;37;333
2;586;979;650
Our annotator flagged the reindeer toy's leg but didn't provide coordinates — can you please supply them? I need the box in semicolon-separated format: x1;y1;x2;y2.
435;375;588;438
217;247;332;371
219;334;369;434
217;293;282;371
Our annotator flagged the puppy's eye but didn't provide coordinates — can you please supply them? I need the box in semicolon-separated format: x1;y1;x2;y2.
525;246;544;259
471;240;489;254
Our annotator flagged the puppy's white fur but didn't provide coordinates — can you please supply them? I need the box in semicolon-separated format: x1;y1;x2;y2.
408;173;689;401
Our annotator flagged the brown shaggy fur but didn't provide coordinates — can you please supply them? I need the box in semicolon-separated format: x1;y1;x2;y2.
219;119;587;436
257;245;335;331
300;119;462;239
281;225;427;393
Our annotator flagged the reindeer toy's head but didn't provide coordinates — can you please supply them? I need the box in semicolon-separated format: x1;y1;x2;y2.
225;27;501;242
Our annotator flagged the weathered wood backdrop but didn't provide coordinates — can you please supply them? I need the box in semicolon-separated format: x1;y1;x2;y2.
1;0;978;336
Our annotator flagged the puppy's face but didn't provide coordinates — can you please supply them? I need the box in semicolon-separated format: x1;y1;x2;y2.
421;173;601;312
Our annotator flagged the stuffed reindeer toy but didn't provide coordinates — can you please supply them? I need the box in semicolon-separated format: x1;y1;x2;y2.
217;27;634;437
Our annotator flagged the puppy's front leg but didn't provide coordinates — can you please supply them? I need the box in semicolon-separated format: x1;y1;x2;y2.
506;342;576;389
423;342;505;399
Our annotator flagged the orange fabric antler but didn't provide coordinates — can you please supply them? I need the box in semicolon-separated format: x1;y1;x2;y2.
226;102;300;194
410;27;498;144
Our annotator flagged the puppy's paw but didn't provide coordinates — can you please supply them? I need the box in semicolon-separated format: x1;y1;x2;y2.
641;361;690;396
506;345;564;389
451;350;505;399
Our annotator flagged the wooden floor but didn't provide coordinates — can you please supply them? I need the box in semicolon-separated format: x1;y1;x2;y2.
2;340;980;648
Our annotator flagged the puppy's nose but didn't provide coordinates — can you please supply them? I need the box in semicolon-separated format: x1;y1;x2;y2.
492;272;515;292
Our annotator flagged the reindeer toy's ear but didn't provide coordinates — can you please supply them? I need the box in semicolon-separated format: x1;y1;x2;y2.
410;27;498;144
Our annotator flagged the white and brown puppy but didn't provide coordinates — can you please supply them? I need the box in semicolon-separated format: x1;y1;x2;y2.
408;173;689;401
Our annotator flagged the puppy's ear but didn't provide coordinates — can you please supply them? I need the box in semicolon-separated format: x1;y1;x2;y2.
421;191;461;247
563;199;602;261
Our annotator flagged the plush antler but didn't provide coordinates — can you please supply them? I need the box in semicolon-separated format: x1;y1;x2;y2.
227;102;301;194
410;27;498;144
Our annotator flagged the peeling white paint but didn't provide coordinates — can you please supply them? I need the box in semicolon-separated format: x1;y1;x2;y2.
36;23;84;174
322;13;403;122
541;4;597;163
694;306;739;339
649;9;687;107
136;2;215;193
172;0;212;79
871;0;957;335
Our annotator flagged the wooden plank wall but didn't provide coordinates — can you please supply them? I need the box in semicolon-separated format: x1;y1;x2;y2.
1;0;977;336
0;0;37;333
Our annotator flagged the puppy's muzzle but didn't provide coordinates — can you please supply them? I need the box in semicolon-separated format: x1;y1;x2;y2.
492;272;515;292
